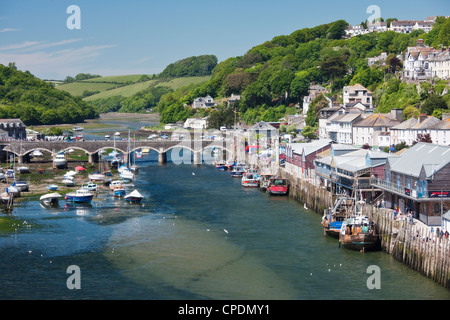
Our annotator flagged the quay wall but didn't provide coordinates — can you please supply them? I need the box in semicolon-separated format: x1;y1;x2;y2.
252;159;450;289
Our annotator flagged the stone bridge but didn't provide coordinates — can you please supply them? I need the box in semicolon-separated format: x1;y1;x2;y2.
1;139;236;165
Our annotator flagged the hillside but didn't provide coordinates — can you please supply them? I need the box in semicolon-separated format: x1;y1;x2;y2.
155;18;450;125
0;63;97;125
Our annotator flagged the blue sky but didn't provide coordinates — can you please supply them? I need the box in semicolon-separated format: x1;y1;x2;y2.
0;0;448;80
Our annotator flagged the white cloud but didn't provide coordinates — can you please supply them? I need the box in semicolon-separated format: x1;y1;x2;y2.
0;28;20;32
0;39;116;79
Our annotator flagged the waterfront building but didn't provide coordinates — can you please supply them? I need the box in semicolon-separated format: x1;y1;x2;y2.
371;142;450;226
285;139;332;179
315;147;395;201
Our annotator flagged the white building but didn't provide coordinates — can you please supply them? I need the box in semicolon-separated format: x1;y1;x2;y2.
183;117;209;130
390;115;441;146
428;118;450;146
343;83;373;109
192;95;216;109
352;110;403;147
429;49;450;80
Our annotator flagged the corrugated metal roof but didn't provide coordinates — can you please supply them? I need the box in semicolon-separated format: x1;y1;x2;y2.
387;142;450;178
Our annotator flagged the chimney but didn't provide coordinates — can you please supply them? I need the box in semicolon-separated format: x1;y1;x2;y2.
391;109;403;121
419;113;427;123
417;39;424;47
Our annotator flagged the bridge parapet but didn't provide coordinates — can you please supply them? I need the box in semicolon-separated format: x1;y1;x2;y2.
1;139;235;164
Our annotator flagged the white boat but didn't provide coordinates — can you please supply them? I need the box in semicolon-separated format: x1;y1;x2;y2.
80;182;98;192
124;190;144;203
5;169;14;179
65;170;78;177
0;173;5;181
109;180;124;190
62;176;76;187
13;180;29;192
40;193;62;205
241;173;260;188
1;192;12;204
88;173;105;182
53;153;67;169
6;186;20;198
73;126;84;131
32;150;44;157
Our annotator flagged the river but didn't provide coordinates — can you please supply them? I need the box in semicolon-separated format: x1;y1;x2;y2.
0;122;449;300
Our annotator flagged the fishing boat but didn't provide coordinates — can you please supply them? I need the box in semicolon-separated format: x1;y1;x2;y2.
40;193;62;205
321;195;354;238
241;173;259;188
124;189;143;203
267;177;289;195
339;215;379;252
109;180;123;190
47;184;58;191
135;151;143;158
259;174;273;192
65;189;94;203
113;185;126;197
53;153;67;169
230;165;245;178
214;161;226;170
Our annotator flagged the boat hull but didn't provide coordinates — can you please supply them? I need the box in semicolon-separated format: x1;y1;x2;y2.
267;186;288;195
65;195;93;203
113;189;126;197
339;234;379;251
124;197;142;203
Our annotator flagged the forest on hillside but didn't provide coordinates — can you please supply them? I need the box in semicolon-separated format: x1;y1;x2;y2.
0;63;98;125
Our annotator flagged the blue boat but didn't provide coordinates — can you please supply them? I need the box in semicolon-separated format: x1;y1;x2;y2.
47;184;58;191
65;189;94;203
321;195;353;238
113;185;126;197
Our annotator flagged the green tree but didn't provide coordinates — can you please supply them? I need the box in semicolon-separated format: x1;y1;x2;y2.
207;105;235;129
420;95;447;115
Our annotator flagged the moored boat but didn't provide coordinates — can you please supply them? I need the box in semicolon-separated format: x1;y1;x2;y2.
47;184;59;191
62;176;76;187
339;215;379;252
124;189;144;203
113;185;126;197
230;165;245;177
53;153;67;169
267;177;289;195
80;181;99;192
241;173;259;188
89;173;105;182
321;195;353;238
65;189;94;203
40;193;62;205
17;166;30;173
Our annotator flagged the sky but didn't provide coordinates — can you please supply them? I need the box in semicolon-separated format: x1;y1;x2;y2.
0;0;448;80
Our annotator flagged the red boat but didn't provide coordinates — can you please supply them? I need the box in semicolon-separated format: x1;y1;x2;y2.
267;178;289;195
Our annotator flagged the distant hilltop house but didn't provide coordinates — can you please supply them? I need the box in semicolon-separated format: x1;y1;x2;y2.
192;95;216;109
345;16;442;38
0;119;26;140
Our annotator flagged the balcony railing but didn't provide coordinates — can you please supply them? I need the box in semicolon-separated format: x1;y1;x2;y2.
371;178;429;200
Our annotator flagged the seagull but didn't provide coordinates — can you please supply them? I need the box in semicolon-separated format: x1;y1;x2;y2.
192;172;195;175
304;203;308;210
224;229;229;234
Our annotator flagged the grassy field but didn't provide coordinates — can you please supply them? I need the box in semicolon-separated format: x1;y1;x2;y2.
83;76;211;101
56;75;211;100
